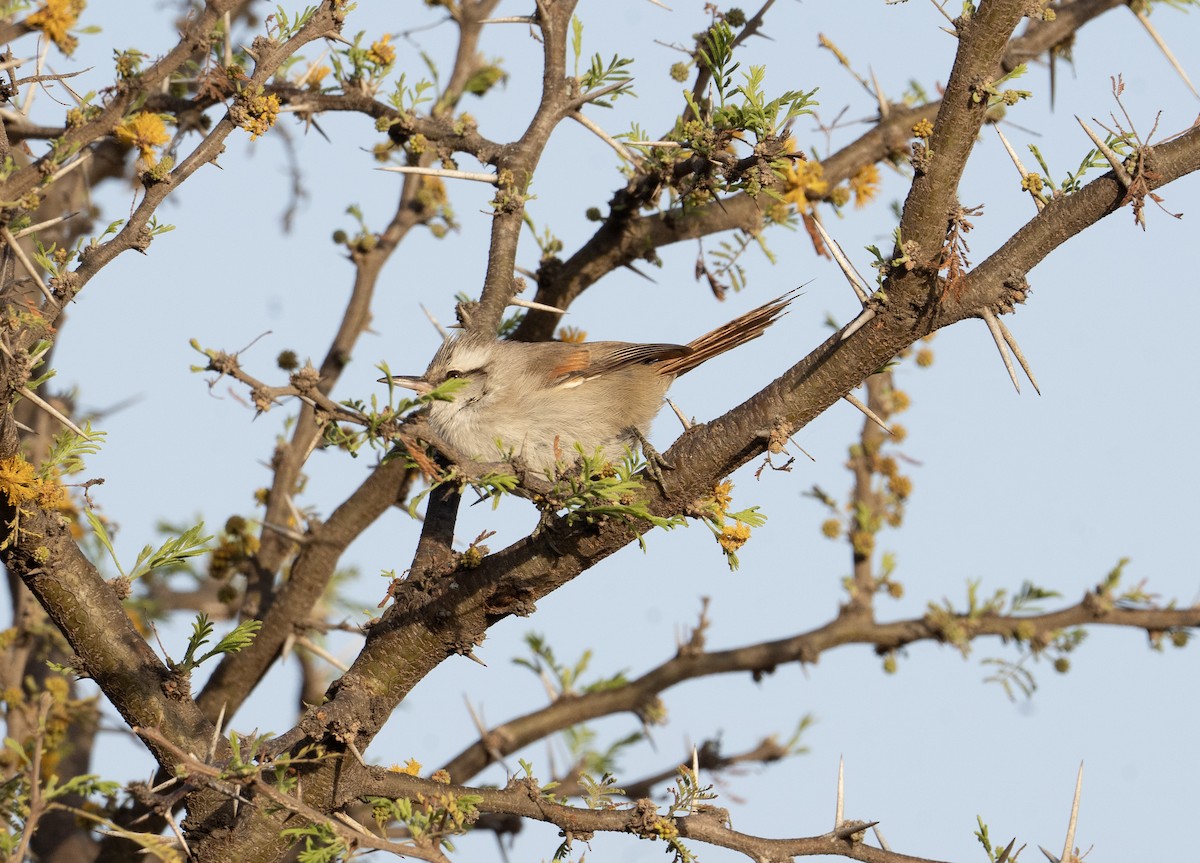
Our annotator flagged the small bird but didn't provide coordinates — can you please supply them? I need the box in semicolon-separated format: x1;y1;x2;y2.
386;290;797;476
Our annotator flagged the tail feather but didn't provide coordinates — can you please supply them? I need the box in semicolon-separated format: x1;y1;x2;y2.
657;288;800;377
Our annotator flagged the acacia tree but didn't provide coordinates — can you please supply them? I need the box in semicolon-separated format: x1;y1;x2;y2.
2;1;1199;862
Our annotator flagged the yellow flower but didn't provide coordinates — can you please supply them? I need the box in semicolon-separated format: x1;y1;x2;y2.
367;34;396;67
718;522;751;554
849;163;881;208
115;112;170;165
780;152;827;212
299;63;331;89
711;480;733;513
388;758;422;775
26;0;85;56
912;118;934;139
232;89;280;140
556;326;587;344
0;456;39;505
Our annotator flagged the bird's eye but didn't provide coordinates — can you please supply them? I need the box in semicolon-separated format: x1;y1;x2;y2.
446;369;465;379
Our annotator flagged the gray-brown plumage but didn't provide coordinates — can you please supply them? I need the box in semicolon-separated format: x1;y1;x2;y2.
388;290;797;475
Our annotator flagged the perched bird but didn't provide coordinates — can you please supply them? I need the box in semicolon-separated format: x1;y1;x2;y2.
386;290;797;475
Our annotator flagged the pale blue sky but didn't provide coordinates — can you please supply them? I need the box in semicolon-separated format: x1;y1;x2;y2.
15;2;1200;861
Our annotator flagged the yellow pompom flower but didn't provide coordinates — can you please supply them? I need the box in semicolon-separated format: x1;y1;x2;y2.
26;0;85;56
718;522;751;554
849;163;881;208
115;112;171;165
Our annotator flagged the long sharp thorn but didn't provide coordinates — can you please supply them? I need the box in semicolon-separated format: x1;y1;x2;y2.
994;126;1044;212
834;756;845;828
1060;762;1084;863
377;165;499;184
20;386;90;438
980;308;1020;394
868;66;889;119
664;397;692;431
464;650;488;667
840;307;876;341
872;825;891;851
478;15;537;23
2;227;56;307
10;211;79;239
509;297;567;314
420;303;450;340
994;316;1041;395
1134;9;1199;99
690;745;700;813
571;110;635;162
811;217;870;304
844;392;894;436
1039;846;1060;863
1075;116;1132;187
209;702;227;760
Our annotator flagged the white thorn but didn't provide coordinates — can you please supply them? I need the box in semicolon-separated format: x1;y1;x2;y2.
1060;762;1084;863
571;110;635;162
872;824;891;851
834;755;845;828
625;140;682;148
811;217;870;305
346;740;368;767
980;308;1021;394
10;212;79;240
333;811;373;836
279;631;296;661
994;315;1041;395
419;303;450;340
1;226;56;307
377;165;499;184
868;66;889;119
664;397;693;431
19;386;89;439
508;296;567;314
478;15;537;23
209;702;227;760
1133;9;1199;100
690;745;700;813
840;307;876;341
296;635;351;673
843;392;894;436
1074;116;1132;187
993;126;1044;212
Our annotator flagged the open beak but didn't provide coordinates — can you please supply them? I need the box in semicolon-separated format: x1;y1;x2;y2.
380;374;434;396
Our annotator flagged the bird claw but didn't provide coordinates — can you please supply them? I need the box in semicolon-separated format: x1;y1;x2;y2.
631;427;674;494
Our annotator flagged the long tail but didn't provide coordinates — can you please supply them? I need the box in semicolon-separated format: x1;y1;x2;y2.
657;288;800;377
